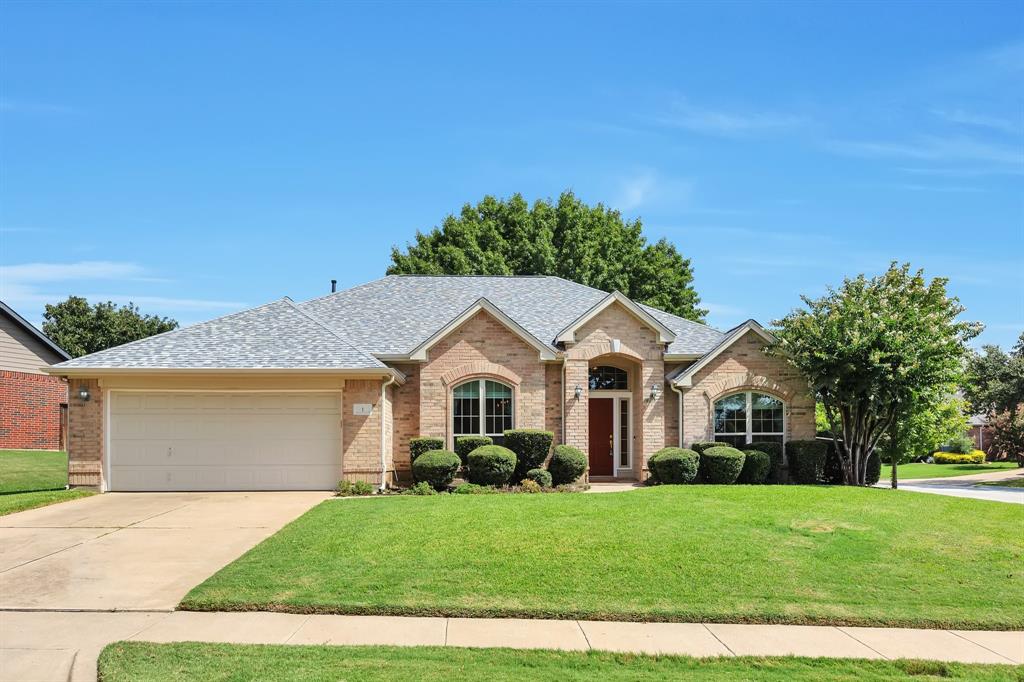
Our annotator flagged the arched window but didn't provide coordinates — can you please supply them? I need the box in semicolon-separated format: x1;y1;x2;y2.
589;365;627;391
713;392;785;448
453;379;514;445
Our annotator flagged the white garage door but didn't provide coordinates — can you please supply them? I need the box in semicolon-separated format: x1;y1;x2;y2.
109;392;342;491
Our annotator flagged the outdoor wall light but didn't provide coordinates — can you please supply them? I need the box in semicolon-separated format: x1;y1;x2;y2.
574;385;583;400
649;383;662;401
78;387;91;401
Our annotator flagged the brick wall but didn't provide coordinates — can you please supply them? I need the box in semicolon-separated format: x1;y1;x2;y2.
418;310;548;450
341;379;385;484
680;330;815;446
0;370;67;450
67;378;103;487
390;363;420;479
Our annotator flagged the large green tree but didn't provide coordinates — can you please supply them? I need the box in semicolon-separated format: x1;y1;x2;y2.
770;263;981;485
43;296;178;358
964;333;1024;461
387;191;706;320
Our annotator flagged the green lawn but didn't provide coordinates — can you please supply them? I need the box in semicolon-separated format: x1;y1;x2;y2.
182;486;1024;629
981;478;1024;489
881;461;1019;480
97;643;1023;682
0;449;93;515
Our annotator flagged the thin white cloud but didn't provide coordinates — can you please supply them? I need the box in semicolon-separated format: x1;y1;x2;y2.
703;302;747;317
931;109;1022;135
0;260;145;284
0;98;77;115
899;166;1024;177
654;98;805;137
825;135;1023;165
887;183;987;193
613;170;693;212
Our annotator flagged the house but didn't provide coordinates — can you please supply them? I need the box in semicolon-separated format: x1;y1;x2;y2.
44;276;815;491
1;301;71;450
967;413;991;454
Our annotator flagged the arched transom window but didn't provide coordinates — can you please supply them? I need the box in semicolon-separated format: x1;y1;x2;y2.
453;379;514;445
713;392;785;448
589;365;627;391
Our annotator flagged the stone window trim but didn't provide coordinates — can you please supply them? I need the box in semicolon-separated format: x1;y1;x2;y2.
440;361;522;388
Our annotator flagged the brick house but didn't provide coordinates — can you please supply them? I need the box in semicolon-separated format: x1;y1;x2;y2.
44;276;814;491
1;301;71;450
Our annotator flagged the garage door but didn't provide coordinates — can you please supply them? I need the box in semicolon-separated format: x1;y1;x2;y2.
109;392;342;491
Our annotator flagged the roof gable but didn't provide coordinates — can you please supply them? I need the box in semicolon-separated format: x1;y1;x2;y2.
408;297;557;361
0;301;70;362
671;320;775;387
554;291;676;345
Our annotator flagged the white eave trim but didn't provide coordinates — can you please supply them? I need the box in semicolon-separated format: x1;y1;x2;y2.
554;291;677;345
670;319;774;388
43;366;407;385
407;297;557;361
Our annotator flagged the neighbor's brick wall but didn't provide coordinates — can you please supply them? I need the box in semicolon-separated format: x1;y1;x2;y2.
341;379;385;484
67;378;103;487
681;330;815;446
0;370;67;450
418;310;548;451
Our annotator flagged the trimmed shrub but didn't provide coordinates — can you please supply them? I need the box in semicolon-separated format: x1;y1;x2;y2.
749;441;785;482
738;449;771;484
525;468;553;488
453;483;497;495
788;439;828;484
411;449;461;491
549;445;587;485
690;441;720;455
336;480;375;496
699;446;746;484
865;451;881;485
520;479;543;493
648;447;700;484
404;481;437;496
934;450;986;464
504;429;554;480
409;437;444;464
454;435;492;465
466;445;517;486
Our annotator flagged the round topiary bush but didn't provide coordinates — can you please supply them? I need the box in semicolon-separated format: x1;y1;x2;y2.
689;441;720;455
548;445;587;485
466;445;517;486
525;467;552;488
749;441;785;482
504;429;554;481
699;446;746;484
648;447;700;484
409;437;444;464
454;435;492;465
411;449;461;491
738;449;771;484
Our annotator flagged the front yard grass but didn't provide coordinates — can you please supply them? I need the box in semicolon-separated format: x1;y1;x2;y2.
981;478;1024;489
97;643;1023;681
0;449;93;516
880;461;1019;480
181;486;1024;629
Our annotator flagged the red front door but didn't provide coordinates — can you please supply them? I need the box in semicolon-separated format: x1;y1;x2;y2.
588;398;614;476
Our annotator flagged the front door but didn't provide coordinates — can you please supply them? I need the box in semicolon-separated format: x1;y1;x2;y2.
588;398;614;476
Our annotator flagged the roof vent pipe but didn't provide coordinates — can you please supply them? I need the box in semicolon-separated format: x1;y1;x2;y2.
331;279;337;293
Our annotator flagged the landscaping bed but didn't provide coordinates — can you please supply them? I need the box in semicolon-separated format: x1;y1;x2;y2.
97;643;1023;681
181;486;1024;629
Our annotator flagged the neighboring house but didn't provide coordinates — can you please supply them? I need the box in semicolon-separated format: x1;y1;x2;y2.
967;413;990;453
1;301;71;450
44;276;815;491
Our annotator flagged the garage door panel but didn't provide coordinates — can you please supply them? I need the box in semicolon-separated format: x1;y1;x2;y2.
110;392;342;491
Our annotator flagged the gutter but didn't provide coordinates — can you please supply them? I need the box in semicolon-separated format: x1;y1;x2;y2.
379;374;396;492
671;384;685;448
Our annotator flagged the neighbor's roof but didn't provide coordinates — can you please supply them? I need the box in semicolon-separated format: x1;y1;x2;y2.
49;276;725;372
49;298;385;371
0;300;71;362
301;275;723;357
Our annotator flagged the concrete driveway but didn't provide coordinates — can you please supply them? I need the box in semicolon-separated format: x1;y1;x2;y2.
0;491;329;611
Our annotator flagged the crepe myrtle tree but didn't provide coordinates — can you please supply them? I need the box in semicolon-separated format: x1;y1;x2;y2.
769;263;981;486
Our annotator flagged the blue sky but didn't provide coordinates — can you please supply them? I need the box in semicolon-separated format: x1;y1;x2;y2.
1;1;1021;348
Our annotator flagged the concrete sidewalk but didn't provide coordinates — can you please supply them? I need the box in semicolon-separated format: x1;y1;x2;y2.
2;611;1021;682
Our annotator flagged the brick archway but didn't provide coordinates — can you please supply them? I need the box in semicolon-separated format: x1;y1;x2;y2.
703;372;797;403
440;361;522;388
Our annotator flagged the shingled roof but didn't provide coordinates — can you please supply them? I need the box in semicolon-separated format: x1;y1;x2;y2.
51;276;725;371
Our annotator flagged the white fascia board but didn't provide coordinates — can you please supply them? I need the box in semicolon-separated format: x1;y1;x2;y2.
554;291;677;344
407;297;556;361
43;366;407;385
670;320;775;388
